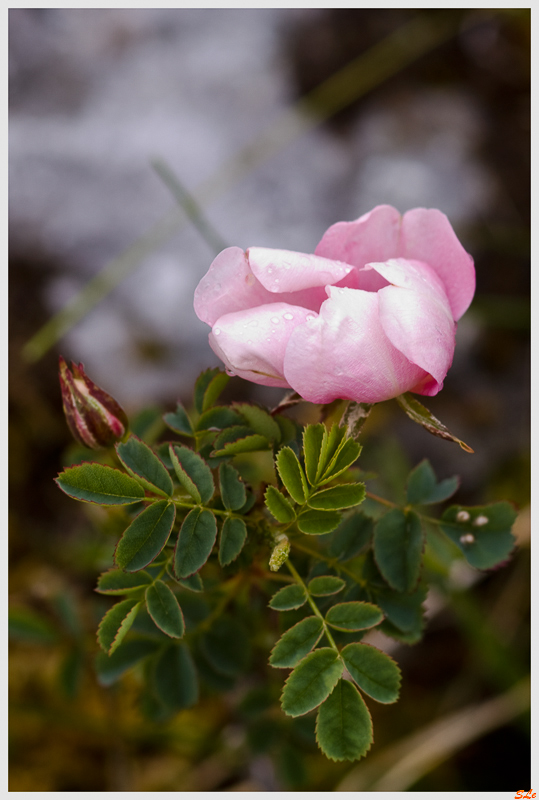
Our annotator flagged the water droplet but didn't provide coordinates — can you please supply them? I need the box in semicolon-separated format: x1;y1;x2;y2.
456;510;470;522
271;317;280;324
473;515;489;527
459;533;475;545
267;267;273;274
306;313;315;321
271;329;276;334
225;368;235;376
283;313;294;320
214;328;221;336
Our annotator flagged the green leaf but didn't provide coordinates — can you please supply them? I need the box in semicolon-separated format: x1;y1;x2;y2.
329;512;373;561
375;583;427;634
211;426;270;457
325;602;384;631
269;584;308;611
274;414;300;446
341;643;401;703
319;438;362;484
219;462;246;511
116;436;173;497
151;643;198;709
276;447;307;504
308;483;365;511
234;403;281;442
308;576;346;597
97;598;140;655
169;568;204;593
55;463;145;505
396;393;474;452
406;459;459;505
194;368;230;413
316;679;373;761
219;516;248;566
281;648;343;717
265;485;296;523
163;403;194;435
169;444;214;505
269;616;324;668
373;509;424;592
9;607;58;644
440;502;517;569
145;581;185;638
174;507;217;578
195;406;243;432
303;424;325;485
297;508;342;535
96;568;153;595
115;500;176;572
200;615;251;676
95;640;161;686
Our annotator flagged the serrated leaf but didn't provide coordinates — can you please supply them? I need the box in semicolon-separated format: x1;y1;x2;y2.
274;414;299;445
373;509;424;593
200;615;251;676
269;616;324;668
169;444;214;504
116;436;173;497
145;581;185;638
96;568;153;595
269;584;308;611
115;500;176;572
325;602;383;631
211;426;270;457
308;576;346;596
163;403;194;435
194;367;230;414
329;512;373;561
308;483;365;511
97;598;140;655
219;462;246;511
297;508;342;535
319;424;346;475
219;516;247;566
319;437;362;484
316;679;373;761
174;507;217;578
151;643;198;709
406;459;459;505
396;393;474;452
55;463;145;505
440;502;517;569
341;643;401;703
195;406;243;432
281;648;343;717
303;424;325;485
95;640;161;686
276;447;307;504
169;567;204;592
234;403;281;442
265;486;296;523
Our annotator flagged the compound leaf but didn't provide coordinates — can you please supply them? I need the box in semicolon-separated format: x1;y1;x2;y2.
316;679;373;761
269;616;324;668
281;648;343;717
115;500;175;572
341;642;401;703
308;483;365;511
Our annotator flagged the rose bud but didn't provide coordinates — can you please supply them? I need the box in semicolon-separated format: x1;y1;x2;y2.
194;206;475;404
58;356;128;449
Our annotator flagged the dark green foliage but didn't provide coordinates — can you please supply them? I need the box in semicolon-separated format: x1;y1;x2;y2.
269;616;324;668
115;501;176;572
308;576;345;597
200;615;251;676
96;568;153;595
218;462;247;510
174;508;217;578
325;602;384;631
95;640;161;686
163;403;193;435
55;463;145;505
373;509;424;592
169;444;214;504
265;485;296;523
440;502;517;569
341;643;401;703
297;508;342;535
218;517;247;566
194;368;230;414
145;581;185;638
269;584;308;611
406;459;459;505
97;598;141;655
329;512;373;561
281;648;343;717
151;644;198;710
116;435;173;497
276;447;307;503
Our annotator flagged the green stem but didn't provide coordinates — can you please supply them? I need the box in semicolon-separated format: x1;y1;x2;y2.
286;559;339;652
290;541;366;589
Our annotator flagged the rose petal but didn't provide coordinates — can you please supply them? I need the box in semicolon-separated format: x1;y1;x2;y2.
247;247;354;293
401;208;475;320
372;258;456;389
283;287;428;404
210;303;317;388
315;204;401;291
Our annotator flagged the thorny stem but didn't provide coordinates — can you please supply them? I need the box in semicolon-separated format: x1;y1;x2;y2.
286;559;339;652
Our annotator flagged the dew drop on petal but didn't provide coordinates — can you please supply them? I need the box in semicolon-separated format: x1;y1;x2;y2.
456;510;470;522
271;317;280;324
214;328;221;336
459;533;475;545
473;515;489;527
306;313;316;321
225;368;235;376
283;313;294;320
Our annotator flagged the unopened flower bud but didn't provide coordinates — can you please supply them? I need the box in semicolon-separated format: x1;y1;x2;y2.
269;534;290;572
59;356;128;449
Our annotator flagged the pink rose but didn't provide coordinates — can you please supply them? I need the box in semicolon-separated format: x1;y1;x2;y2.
194;205;475;404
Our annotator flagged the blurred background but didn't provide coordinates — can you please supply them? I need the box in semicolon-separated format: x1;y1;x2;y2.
9;8;530;791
